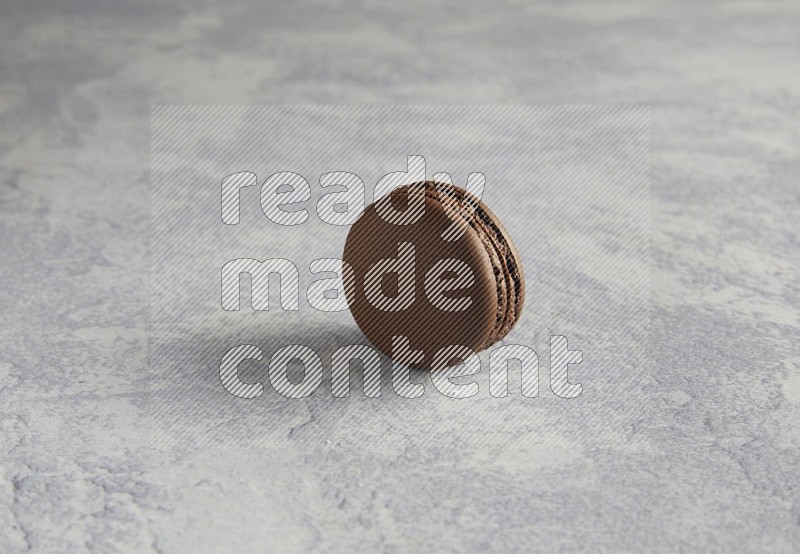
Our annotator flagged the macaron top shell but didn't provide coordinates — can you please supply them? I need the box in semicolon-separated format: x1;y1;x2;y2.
343;181;524;369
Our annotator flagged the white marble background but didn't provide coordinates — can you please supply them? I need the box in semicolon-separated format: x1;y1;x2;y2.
1;1;798;552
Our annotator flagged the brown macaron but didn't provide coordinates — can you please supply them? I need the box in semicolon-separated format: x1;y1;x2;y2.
343;181;525;369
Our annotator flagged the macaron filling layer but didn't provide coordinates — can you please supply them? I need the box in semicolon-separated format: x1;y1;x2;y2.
392;182;523;350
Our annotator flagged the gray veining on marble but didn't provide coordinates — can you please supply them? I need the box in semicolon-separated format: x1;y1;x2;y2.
1;1;799;552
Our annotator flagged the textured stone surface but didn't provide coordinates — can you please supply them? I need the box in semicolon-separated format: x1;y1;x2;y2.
1;1;798;552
